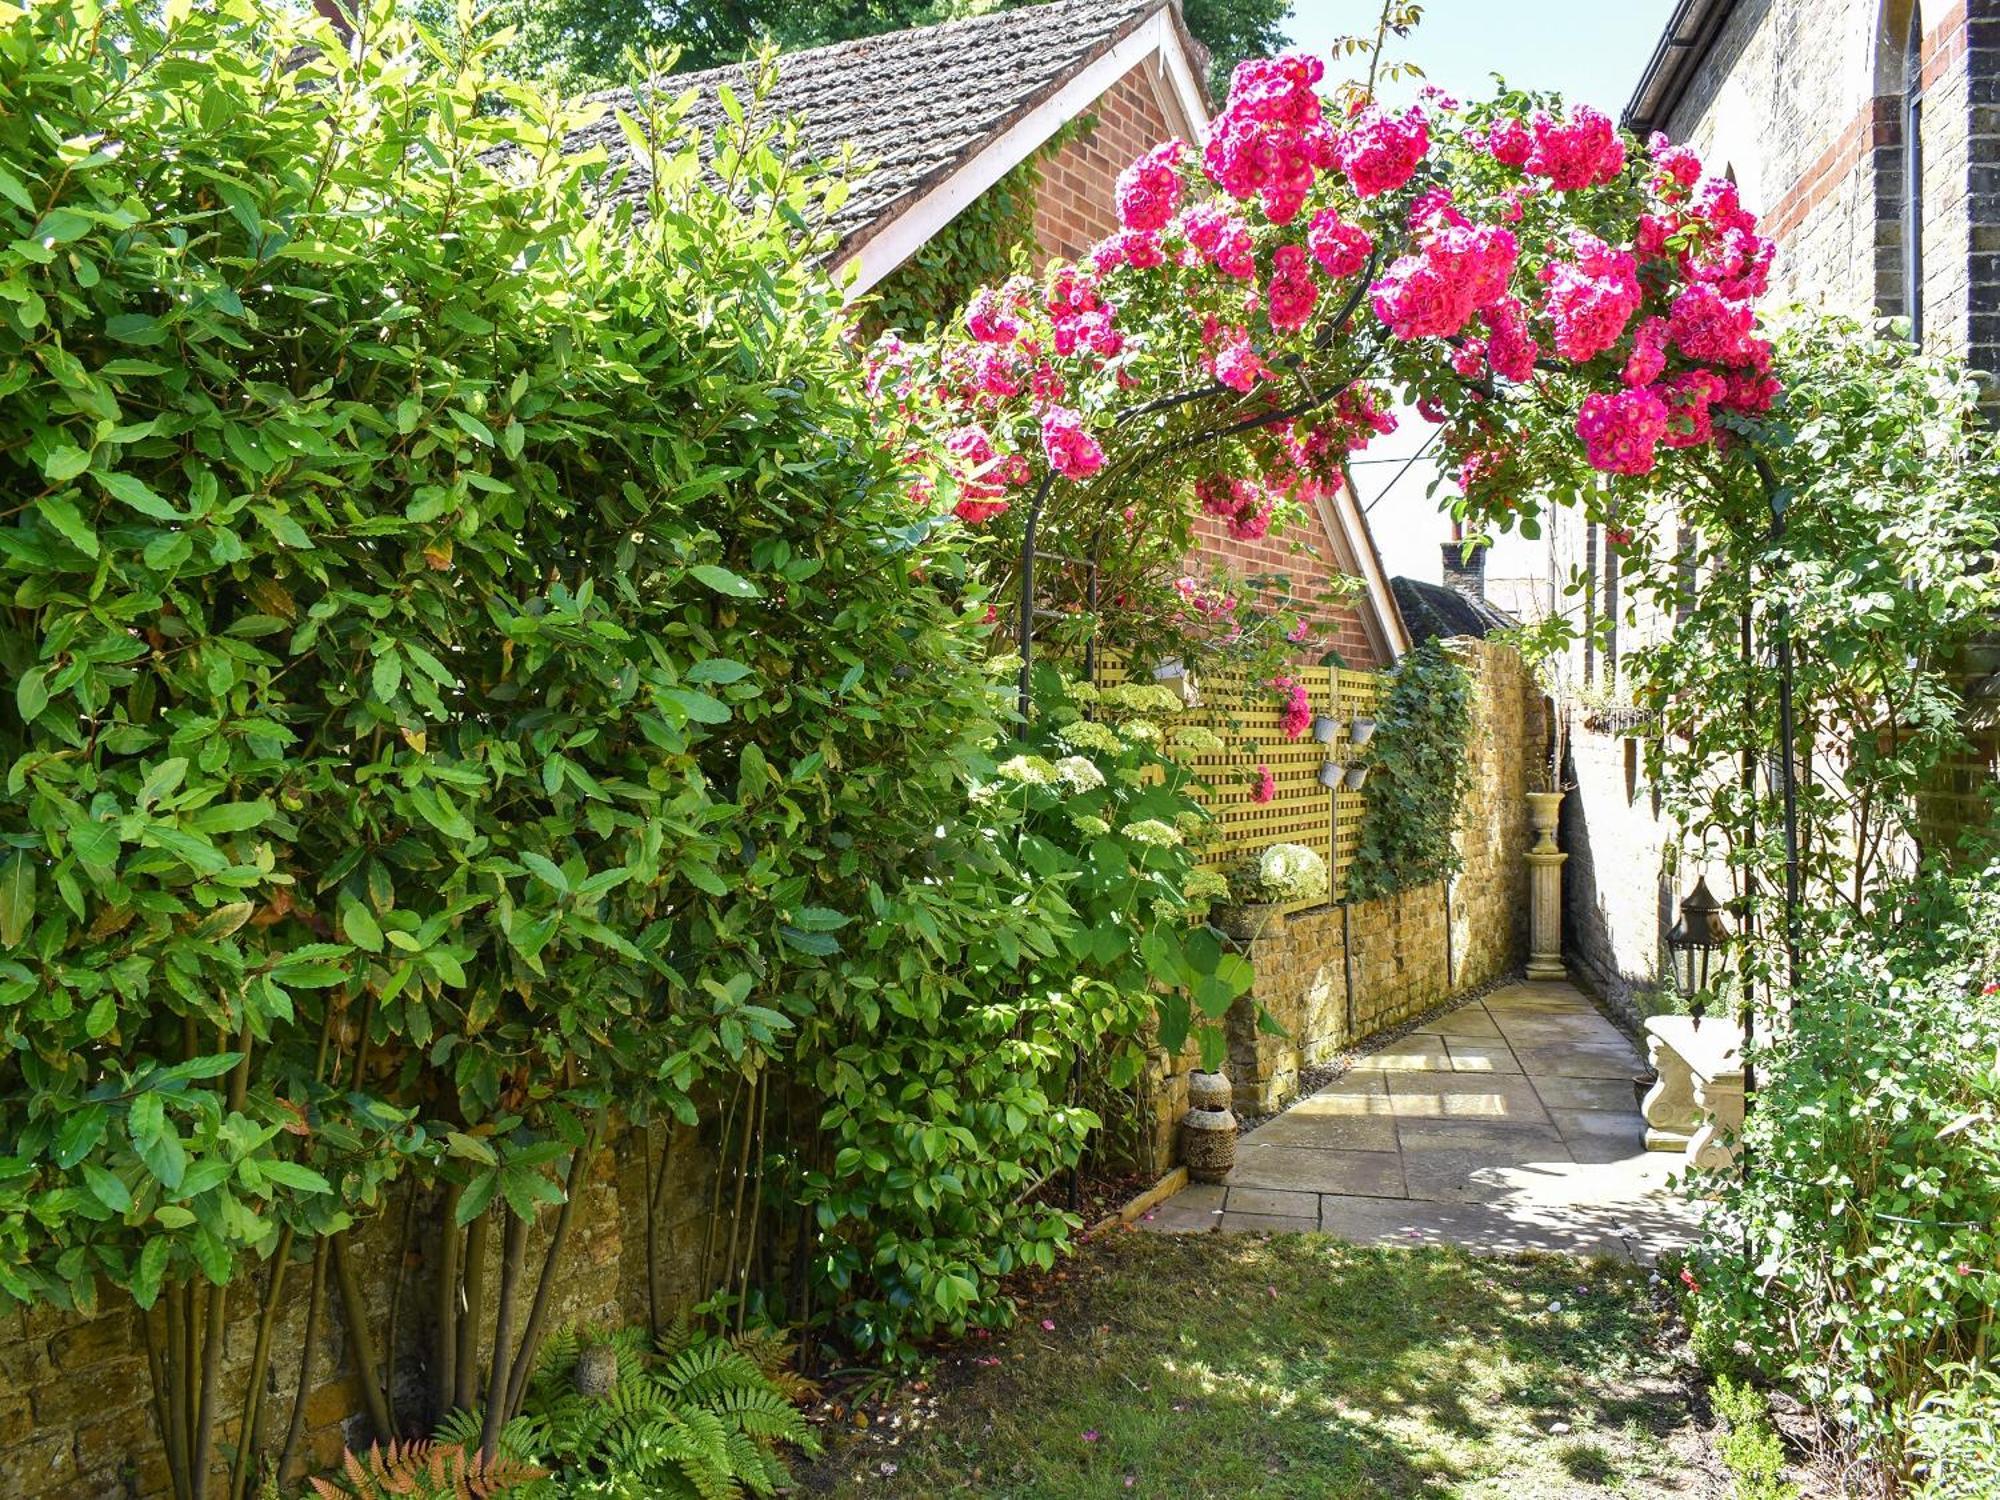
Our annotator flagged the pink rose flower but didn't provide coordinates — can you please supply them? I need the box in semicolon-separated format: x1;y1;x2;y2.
1040;405;1105;479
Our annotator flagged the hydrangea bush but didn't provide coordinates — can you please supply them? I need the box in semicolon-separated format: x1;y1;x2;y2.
1225;842;1330;906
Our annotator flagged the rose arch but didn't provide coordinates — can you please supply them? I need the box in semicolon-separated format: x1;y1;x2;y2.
867;55;1779;681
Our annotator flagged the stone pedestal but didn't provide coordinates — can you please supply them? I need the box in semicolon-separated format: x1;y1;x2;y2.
1641;1025;1701;1151
1524;792;1568;980
1525;847;1568;979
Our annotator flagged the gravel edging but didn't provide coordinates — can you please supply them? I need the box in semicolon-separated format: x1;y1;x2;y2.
1233;967;1527;1135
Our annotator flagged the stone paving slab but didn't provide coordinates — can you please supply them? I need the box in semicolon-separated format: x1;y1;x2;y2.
1143;981;1694;1263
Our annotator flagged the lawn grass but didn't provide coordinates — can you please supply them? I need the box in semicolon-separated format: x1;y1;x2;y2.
798;1231;1713;1499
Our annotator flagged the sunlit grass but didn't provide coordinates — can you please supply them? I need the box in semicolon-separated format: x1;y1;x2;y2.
801;1231;1705;1499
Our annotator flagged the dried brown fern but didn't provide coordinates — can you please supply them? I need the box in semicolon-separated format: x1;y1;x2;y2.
307;1438;546;1500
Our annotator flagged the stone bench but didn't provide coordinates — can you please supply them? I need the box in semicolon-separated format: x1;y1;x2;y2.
1641;1015;1745;1171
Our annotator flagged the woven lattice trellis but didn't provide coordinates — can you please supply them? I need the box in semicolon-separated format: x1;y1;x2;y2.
1095;659;1387;904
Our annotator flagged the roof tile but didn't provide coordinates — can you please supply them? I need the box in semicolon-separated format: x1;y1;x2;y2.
567;0;1165;250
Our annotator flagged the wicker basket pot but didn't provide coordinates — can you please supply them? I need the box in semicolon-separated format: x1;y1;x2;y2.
1181;1103;1239;1183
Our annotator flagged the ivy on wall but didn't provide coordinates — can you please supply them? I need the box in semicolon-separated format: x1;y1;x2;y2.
864;116;1095;338
1345;639;1475;904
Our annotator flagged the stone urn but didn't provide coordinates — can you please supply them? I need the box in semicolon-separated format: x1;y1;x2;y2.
1524;790;1568;979
1181;1070;1238;1183
1526;789;1565;852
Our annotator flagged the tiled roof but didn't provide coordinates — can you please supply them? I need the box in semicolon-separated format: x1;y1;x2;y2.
569;0;1170;254
1390;576;1517;646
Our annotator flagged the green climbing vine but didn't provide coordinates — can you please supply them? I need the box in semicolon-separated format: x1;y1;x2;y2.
865;116;1095;337
1345;639;1475;903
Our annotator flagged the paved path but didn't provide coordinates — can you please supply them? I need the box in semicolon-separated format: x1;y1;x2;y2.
1145;980;1698;1261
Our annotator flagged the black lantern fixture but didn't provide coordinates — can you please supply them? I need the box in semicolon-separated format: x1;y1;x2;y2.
1665;874;1730;1022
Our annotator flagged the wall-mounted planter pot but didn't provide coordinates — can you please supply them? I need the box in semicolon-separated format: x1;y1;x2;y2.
1152;658;1202;707
1343;764;1371;791
1311;715;1339;745
1317;760;1345;789
1350;715;1378;748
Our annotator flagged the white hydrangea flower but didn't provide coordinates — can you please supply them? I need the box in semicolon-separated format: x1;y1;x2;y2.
996;754;1057;785
1257;842;1329;902
1054;755;1106;792
1183;869;1230;903
1070;814;1112;837
1058;720;1124;755
1101;682;1183;714
1118;718;1161;743
1123;818;1183;847
1170;725;1225;754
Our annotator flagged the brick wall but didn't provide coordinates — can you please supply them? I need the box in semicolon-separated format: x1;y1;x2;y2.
1031;68;1390;667
1184;640;1543;1118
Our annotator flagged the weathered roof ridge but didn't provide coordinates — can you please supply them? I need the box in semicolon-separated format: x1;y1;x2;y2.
1389;575;1516;646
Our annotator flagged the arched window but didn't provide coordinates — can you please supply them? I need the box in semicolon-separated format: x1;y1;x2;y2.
1902;7;1925;344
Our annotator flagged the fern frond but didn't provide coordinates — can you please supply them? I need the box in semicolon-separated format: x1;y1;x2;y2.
311;1439;546;1500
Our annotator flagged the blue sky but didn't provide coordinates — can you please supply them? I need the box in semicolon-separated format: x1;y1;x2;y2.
1278;0;1680;587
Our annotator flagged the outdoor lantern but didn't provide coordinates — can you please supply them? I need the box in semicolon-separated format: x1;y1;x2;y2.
1666;874;1730;1019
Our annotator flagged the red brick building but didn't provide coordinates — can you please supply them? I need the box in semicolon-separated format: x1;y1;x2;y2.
581;0;1409;667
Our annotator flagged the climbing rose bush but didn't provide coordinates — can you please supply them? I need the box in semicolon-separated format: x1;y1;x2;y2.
867;54;1780;672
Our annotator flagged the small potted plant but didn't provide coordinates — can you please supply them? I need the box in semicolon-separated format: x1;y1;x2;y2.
1217;842;1331;939
1317;759;1345;789
1343;763;1371;791
1311;714;1339;744
1349;713;1377;747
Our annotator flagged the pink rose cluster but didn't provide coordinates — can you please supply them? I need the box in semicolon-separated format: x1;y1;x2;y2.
1271;676;1312;740
1307;208;1372;277
1523;105;1626;190
1196;472;1274;540
1335;104;1430;199
1267;244;1320;333
1115;140;1185;231
1174;201;1257;278
1203;53;1337;222
1480;297;1540;381
1040;404;1104;480
1576;387;1670;475
1372;215;1519;341
1540;231;1643;361
1210;325;1276;392
1046;267;1121;360
944;424;1016;525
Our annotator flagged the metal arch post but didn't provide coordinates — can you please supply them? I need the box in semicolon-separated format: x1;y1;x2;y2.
1016;470;1058;731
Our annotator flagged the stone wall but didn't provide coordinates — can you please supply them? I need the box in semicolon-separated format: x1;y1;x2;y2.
0;1124;713;1498
1199;640;1544;1118
1560;723;1677;1027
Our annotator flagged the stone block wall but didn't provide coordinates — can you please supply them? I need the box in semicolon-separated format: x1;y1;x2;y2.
0;1123;713;1498
1198;640;1543;1118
